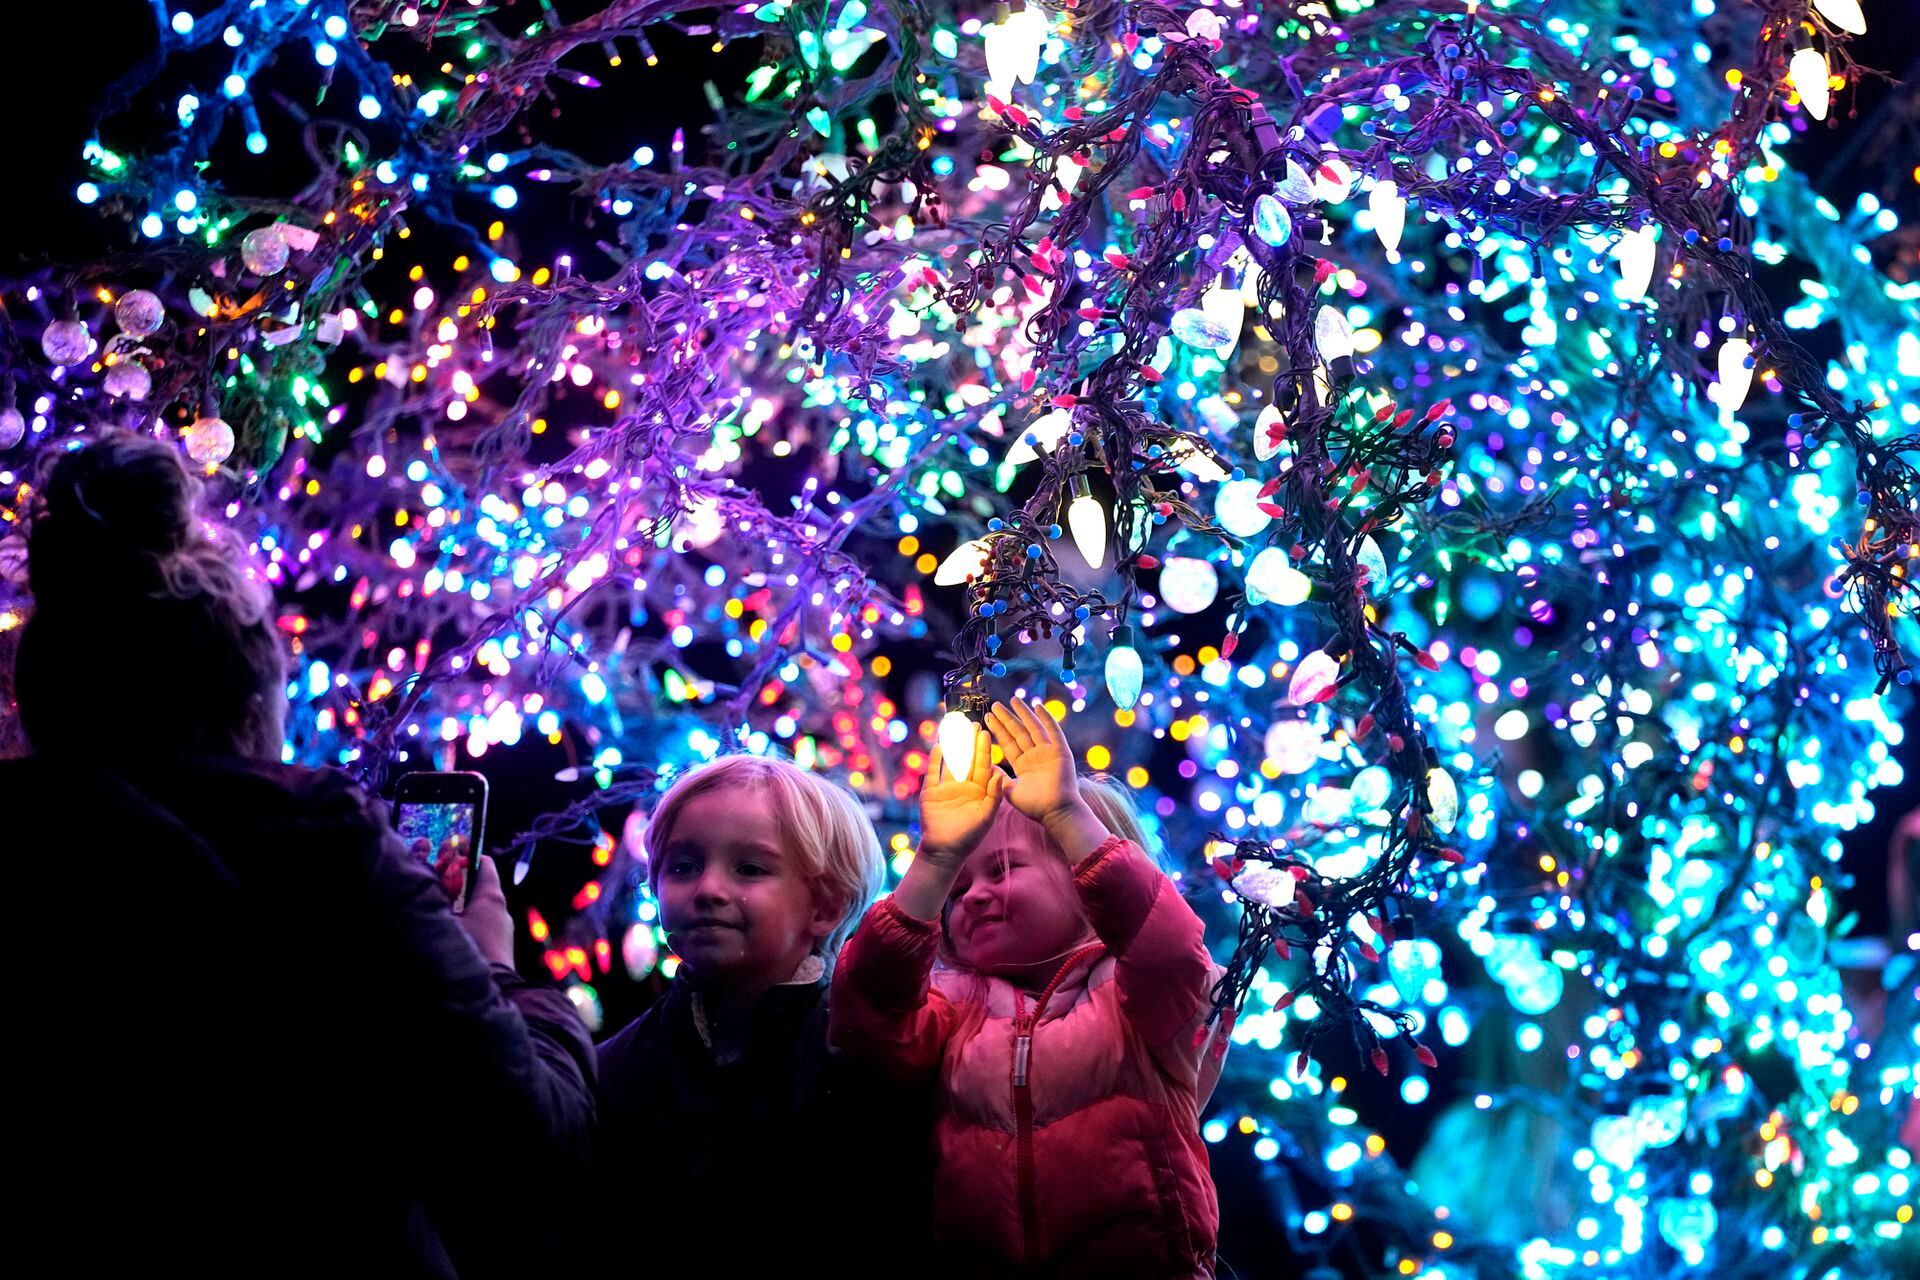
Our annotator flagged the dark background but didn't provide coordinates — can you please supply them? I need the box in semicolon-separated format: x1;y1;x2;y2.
4;5;1913;1274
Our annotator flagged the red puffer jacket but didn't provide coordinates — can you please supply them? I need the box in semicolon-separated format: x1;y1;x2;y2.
832;834;1225;1278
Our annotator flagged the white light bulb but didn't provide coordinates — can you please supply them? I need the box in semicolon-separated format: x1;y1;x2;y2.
1126;498;1153;554
934;538;991;586
1200;277;1245;355
1356;535;1388;593
1368;179;1406;254
1172;440;1229;483
1265;719;1324;774
1715;336;1754;420
1350;765;1392;812
1309;156;1354;203
1313;307;1355;363
982;23;1015;93
1233;864;1296;909
985;5;1045;92
1215;478;1273;539
1814;0;1866;36
1055;155;1084;195
1237;257;1265;306
184;415;236;466
1159;557;1219;614
1009;6;1046;82
1068;477;1107;569
1253;405;1288;462
1006;408;1072;467
1425;767;1460;834
1287;649;1340;705
1274;158;1315;205
1613;226;1658;302
938;711;980;782
1143;339;1172;380
1246;547;1311;606
1789;46;1831;121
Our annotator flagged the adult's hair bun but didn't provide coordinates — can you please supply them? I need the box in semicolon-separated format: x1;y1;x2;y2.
17;430;288;758
29;431;199;600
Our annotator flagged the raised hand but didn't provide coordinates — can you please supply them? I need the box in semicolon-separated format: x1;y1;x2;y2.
986;697;1080;828
917;726;1006;863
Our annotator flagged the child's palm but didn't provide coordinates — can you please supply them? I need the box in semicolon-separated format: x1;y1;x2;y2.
988;699;1078;823
918;732;1005;860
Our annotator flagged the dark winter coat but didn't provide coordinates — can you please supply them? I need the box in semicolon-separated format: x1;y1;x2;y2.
593;969;932;1275
0;754;596;1279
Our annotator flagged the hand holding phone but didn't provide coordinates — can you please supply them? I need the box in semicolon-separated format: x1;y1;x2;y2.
394;771;489;915
459;854;515;967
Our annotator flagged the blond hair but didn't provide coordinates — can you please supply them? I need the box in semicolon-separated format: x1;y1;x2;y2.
644;754;885;960
1078;772;1161;866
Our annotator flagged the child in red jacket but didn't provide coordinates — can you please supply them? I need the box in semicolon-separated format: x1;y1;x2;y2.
832;696;1225;1278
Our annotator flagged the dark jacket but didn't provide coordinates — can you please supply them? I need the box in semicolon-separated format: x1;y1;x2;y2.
594;971;932;1274
0;754;596;1278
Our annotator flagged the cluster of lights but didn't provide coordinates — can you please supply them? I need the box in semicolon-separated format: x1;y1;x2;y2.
0;3;1914;1276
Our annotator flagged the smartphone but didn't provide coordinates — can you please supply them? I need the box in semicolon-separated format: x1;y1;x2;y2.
394;771;488;914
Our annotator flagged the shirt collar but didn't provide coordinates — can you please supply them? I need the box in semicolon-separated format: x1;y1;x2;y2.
689;953;827;1050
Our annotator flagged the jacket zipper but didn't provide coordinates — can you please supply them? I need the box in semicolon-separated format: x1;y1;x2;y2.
1014;995;1038;1265
1011;944;1105;1268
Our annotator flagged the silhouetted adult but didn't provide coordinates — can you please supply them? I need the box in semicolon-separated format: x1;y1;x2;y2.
0;431;594;1277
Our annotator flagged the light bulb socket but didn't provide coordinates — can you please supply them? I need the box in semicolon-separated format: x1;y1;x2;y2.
1110;624;1135;650
1247;102;1282;156
1069;472;1092;502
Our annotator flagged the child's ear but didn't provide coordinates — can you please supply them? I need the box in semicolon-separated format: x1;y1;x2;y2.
808;888;847;943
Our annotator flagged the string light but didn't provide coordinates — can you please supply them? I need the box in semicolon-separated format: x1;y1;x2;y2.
936;709;980;783
1368;178;1407;255
1103;626;1143;712
1788;44;1832;121
1067;474;1107;569
5;5;1911;1274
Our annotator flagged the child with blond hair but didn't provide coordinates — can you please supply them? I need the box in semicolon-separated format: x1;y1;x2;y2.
593;753;926;1270
832;697;1225;1277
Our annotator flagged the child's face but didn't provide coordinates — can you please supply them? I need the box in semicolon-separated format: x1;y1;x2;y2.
946;807;1094;977
654;784;838;995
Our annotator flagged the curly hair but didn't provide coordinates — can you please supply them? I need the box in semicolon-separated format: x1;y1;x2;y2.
15;431;288;759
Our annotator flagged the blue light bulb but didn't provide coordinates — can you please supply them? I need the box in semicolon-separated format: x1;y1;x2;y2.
1105;626;1143;711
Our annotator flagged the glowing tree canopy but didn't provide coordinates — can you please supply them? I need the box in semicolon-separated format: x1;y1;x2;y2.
1;2;1914;1277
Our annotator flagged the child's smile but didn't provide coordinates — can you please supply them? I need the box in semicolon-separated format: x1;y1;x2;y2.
654;786;837;1000
946;806;1095;979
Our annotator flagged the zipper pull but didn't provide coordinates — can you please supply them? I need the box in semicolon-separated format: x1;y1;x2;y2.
1013;1031;1031;1087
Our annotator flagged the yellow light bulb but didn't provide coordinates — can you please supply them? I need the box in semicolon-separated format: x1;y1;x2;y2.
938;710;979;782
